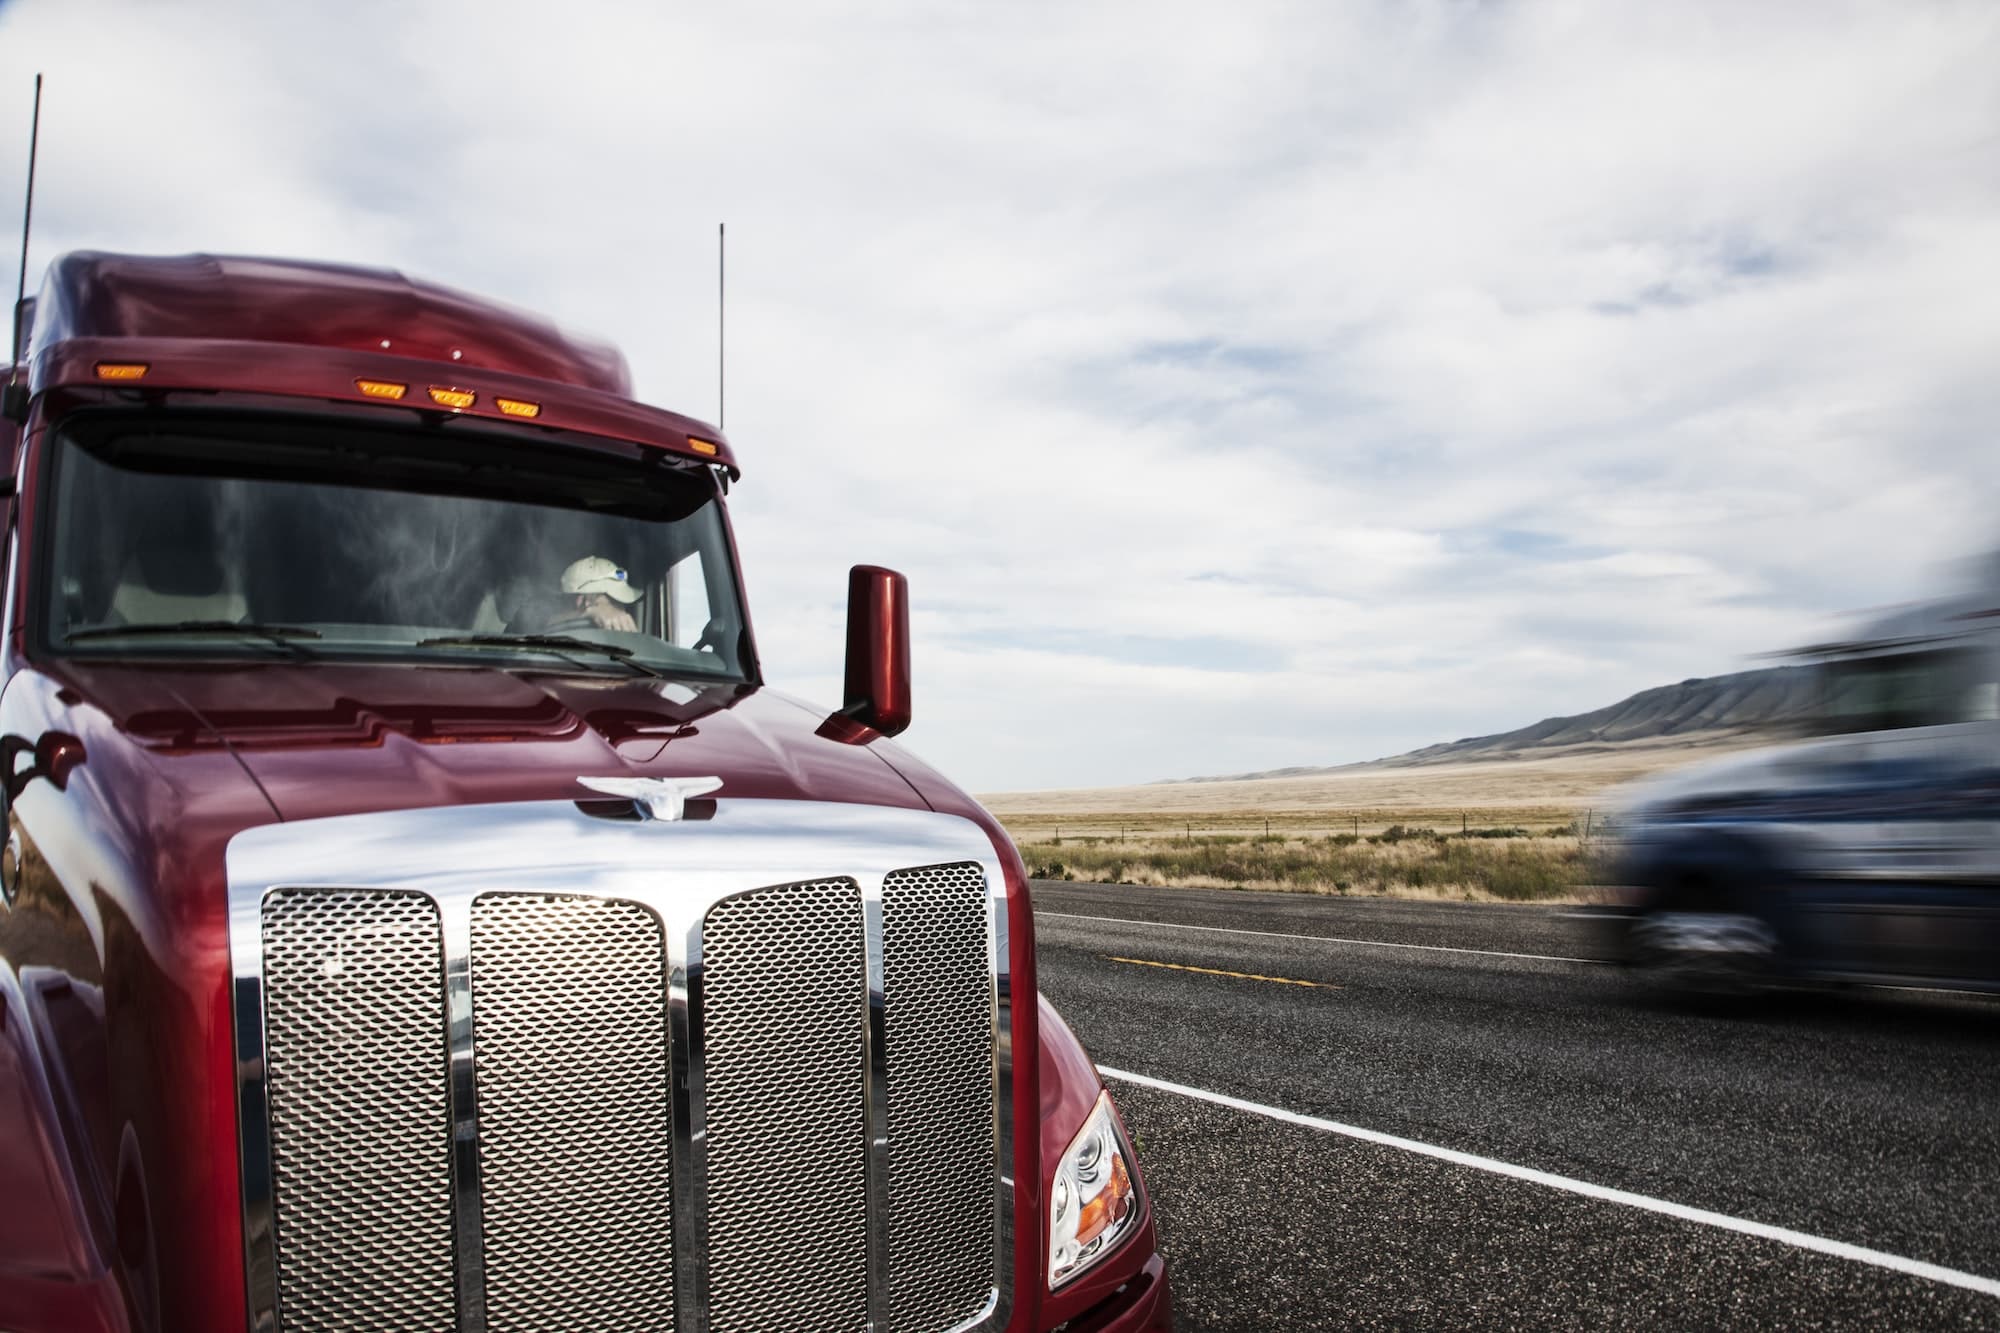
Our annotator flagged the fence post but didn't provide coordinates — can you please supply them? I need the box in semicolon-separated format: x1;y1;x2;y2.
1583;808;1593;841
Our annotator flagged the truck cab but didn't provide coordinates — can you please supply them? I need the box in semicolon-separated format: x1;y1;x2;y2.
1600;579;2000;995
0;252;1170;1331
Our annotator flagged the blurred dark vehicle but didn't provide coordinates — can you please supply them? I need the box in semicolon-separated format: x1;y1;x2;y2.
1583;574;2000;997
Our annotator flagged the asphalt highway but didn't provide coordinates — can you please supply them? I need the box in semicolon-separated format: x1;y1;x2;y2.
1030;881;2000;1331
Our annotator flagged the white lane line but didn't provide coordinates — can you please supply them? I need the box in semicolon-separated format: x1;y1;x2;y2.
1040;910;1603;966
1100;1066;2000;1300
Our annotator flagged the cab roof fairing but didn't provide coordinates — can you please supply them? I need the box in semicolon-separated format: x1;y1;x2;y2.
21;251;738;477
1782;593;2000;664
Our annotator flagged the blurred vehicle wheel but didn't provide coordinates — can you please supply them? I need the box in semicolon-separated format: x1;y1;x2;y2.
1630;908;1779;1001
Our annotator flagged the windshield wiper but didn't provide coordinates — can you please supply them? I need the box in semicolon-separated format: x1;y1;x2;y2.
65;620;323;651
415;633;666;679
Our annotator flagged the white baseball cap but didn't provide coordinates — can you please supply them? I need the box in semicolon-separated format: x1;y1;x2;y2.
560;556;641;604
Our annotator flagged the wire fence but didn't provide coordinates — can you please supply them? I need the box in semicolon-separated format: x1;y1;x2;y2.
1008;809;1600;847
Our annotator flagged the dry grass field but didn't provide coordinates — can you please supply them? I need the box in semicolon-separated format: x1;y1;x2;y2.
982;736;1755;903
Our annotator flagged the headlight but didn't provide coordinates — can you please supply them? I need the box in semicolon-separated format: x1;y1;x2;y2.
1048;1091;1139;1288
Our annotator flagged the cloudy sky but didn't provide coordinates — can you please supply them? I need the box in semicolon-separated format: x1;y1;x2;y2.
2;0;1996;791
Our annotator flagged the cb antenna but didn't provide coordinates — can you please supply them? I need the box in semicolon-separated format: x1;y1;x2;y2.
4;75;42;423
9;74;43;386
716;218;724;426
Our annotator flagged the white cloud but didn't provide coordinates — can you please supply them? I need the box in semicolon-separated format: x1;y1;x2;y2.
2;0;1995;790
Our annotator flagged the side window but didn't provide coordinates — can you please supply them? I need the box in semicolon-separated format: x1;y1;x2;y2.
667;549;713;652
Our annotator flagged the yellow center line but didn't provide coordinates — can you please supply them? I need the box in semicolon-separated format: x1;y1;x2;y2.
1102;955;1338;989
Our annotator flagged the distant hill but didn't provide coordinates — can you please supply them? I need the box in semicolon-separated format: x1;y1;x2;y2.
1388;665;1817;764
1162;665;1816;784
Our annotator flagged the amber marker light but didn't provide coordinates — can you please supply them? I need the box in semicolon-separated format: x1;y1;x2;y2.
428;386;476;410
1074;1154;1133;1246
688;437;720;456
355;379;408;400
494;397;541;418
94;362;149;380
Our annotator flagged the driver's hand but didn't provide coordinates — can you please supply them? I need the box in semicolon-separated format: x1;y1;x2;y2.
584;597;639;633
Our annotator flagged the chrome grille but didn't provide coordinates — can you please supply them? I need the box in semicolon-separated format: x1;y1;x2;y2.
699;878;869;1333
232;801;1016;1333
470;895;676;1333
883;862;998;1329
260;889;454;1333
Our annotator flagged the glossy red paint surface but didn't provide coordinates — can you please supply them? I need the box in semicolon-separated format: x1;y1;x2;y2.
26;253;737;475
0;665;276;1331
1059;1253;1173;1333
0;251;1169;1330
48;662;931;822
843;564;913;737
33;252;633;395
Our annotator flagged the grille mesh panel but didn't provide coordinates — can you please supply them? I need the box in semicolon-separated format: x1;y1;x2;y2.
252;859;1004;1333
471;895;676;1332
700;878;869;1333
883;862;998;1329
261;889;454;1333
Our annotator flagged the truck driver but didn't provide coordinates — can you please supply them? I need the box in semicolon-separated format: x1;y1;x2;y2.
554;555;642;633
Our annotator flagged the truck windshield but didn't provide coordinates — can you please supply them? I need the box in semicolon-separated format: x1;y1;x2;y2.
42;413;752;681
1814;648;1994;734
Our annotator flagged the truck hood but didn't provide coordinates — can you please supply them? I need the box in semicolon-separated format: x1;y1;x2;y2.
47;659;940;823
1612;733;1867;822
1614;746;1779;811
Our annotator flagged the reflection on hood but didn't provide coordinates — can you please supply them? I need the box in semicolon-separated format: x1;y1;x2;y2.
51;660;941;823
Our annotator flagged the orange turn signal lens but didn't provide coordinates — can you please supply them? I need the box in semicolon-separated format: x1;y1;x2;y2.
428;386;476;410
688;437;720;456
355;378;408;400
94;362;149;380
1073;1154;1132;1246
494;397;541;418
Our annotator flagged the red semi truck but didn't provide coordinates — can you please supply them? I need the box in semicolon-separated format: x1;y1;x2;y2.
0;252;1171;1332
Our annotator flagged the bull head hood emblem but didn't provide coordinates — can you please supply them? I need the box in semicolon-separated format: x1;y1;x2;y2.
577;775;724;822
